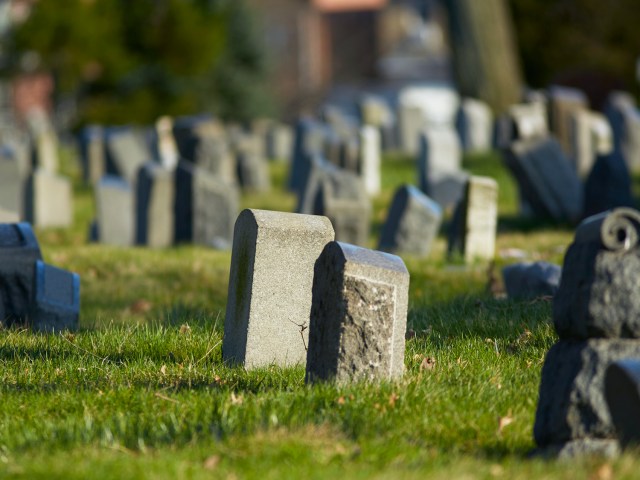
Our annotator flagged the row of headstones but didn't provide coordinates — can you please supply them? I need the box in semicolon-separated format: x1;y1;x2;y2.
223;209;409;383
499;87;638;224
0;128;73;228
0;222;79;331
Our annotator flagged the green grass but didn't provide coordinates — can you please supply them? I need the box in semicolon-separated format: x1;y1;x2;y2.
2;147;633;479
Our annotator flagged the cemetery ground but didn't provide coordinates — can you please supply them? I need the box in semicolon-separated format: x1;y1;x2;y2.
1;152;639;479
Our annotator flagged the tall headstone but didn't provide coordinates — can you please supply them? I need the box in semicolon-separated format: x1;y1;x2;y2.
359;126;381;196
95;175;135;246
547;86;589;157
104;127;152;184
79;125;105;184
135;163;175;248
456;98;493;153
306;241;410;383
534;208;640;458
25;169;73;228
223;209;335;368
448;176;498;262
379;185;442;257
504;137;583;223
570;110;613;178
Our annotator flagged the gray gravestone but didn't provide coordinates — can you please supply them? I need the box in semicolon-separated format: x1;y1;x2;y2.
306;241;409;383
456;98;493;153
79;125;105;184
583;151;634;218
235;133;270;192
193;169;239;249
289;118;328;194
502;261;561;299
448;176;498;262
25;168;73;228
605;360;640;448
95;175;135;246
359;126;381;196
0;145;24;218
104;128;152;184
30;260;80;332
548;85;589;157
378;184;442;257
570;110;613;179
135;163;175;248
223;209;335;368
0;223;42;326
504;137;583;223
266;123;293;162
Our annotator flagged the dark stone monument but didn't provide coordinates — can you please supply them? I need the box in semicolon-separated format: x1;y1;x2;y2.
583;151;634;218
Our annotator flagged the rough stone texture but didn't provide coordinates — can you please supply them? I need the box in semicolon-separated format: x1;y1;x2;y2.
504;137;583;223
104;128;152;184
135;163;175;248
223;209;335;368
25;168;73;228
502;261;561;299
0;223;42;326
605;360;640;448
456;98;493;153
306;241;410;383
30;260;80;332
448;176;498;262
193;169;239;249
79;125;105;184
379;185;442;257
359;126;381;196
0;145;24;218
534;339;640;447
583;151;634;219
95;175;135;246
548;85;589;157
554;242;640;340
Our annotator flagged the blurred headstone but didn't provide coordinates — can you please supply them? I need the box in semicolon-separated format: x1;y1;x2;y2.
135;163;175;248
456;98;493;153
95;175;135;246
25;169;73;228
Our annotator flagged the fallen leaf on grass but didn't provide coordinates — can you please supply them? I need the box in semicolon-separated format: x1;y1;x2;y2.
160;365;167;375
179;324;191;335
497;414;514;435
388;393;399;407
337;396;346;405
203;455;220;470
589;463;613;480
420;356;436;371
230;392;243;405
129;299;152;314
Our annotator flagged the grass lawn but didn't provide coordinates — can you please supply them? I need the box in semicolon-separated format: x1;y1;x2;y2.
1;147;638;479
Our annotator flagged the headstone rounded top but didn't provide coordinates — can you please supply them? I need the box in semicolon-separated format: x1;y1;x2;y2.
325;241;409;276
574;207;640;252
236;209;335;236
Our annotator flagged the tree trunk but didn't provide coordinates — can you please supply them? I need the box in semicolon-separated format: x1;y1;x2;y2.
445;0;523;114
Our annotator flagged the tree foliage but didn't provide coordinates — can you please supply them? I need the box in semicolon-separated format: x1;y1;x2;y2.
7;0;272;126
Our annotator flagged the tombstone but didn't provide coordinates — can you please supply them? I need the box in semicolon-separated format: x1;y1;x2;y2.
547;85;589;157
509;102;549;141
338;135;360;174
583;151;634;218
534;208;640;458
30;260;80;332
0;145;25;218
456;98;493;153
398;103;425;155
504;137;583;223
104;127;152;184
0;223;42;326
25;169;73;228
448;176;498;262
32;130;58;173
620;108;640;173
79;125;105;184
174;161;239;249
135;163;174;248
604;91;636;153
359;126;381;196
605;360;640;448
417;126;468;209
379;185;442;257
235;134;271;192
155;116;179;170
288;118;327;194
502;262;561;299
570;110;613;178
95;175;135;246
266;123;293;162
359;95;393;128
306;241;410;383
223;209;335;368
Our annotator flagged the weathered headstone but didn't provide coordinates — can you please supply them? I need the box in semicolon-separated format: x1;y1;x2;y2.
547;85;589;157
605;360;640;448
448;176;498;262
456;98;493;153
223;209;335;368
379;184;442;257
104;127;152;184
306;241;410;383
583;150;634;218
95;175;135;246
79;125;105;184
359;126;381;196
135;163;175;248
25;169;73;228
266;123;293;162
534;208;640;458
0;223;42;326
504;137;583;223
30;260;80;332
502;261;561;299
235;133;271;192
570;110;613;178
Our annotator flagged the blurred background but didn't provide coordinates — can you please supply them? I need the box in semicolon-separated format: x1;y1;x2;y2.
0;0;637;132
